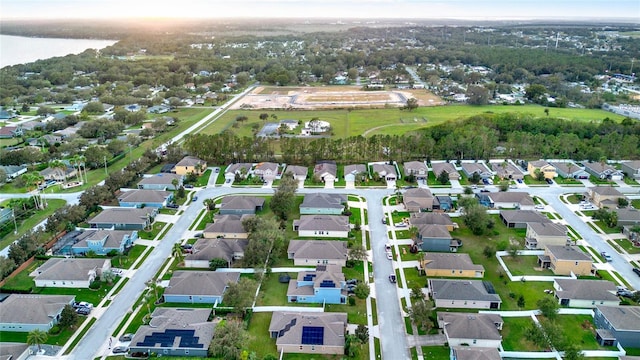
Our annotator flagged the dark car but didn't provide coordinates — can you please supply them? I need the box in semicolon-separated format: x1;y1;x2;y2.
516;179;523;184
112;346;128;354
184;184;194;189
76;307;91;315
192;196;198;201
166;203;179;209
545;178;553;184
346;279;359;285
633;268;640;277
119;333;134;342
389;274;397;283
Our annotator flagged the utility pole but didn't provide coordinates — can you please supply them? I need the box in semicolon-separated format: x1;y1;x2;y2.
12;208;18;234
104;156;108;176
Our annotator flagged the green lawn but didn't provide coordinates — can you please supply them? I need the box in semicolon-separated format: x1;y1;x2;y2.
138;221;167;239
0;259;46;292
194;169;212;186
158;208;178;215
0;199;66;250
421;346;450;360
549;315;614;350
523;175;548;185
33;280;118;305
566;194;583;204
592;220;621;234
247;312;278;359
112;245;147;269
502;255;554;276
0;316;87;345
614;238;640;254
632;199;640;209
501;317;545;351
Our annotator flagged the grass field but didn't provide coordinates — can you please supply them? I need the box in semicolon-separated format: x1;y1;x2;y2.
0;199;66;250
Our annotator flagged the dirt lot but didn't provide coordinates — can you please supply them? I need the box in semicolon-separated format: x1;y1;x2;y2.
232;86;444;110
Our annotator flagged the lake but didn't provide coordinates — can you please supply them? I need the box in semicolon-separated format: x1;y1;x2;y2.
0;34;117;68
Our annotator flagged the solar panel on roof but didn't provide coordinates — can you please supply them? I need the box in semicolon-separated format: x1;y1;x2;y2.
303;274;316;281
136;329;201;348
301;326;324;345
319;280;335;288
482;281;496;294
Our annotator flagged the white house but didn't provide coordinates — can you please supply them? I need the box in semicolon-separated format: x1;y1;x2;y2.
33;258;111;288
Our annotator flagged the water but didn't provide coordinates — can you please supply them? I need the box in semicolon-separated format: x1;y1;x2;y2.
0;34;117;68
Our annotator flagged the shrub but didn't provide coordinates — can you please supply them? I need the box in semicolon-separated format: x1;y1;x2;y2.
348;296;356;306
49;325;61;335
89;280;101;290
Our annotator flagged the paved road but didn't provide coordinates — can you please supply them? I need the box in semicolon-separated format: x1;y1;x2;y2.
404;66;426;88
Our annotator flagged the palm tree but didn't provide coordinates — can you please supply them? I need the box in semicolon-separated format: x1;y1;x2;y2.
172;243;184;265
417;251;425;275
146;278;160;302
49;159;67;187
171;178;179;190
27;329;48;353
22;172;44;209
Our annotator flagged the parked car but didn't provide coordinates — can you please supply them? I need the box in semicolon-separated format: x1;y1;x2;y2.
112;346;128;354
214;168;219;173
601;252;612;262
395;222;407;228
184;184;194;189
76;307;91;315
166;203;179;209
633;268;640;277
119;333;134;342
388;274;397;283
192;196;198;201
516;179;523;184
194;232;203;238
534;204;545;210
545;178;553;184
386;252;393;260
73;301;93;309
617;289;634;298
346;279;359;285
381;218;387;225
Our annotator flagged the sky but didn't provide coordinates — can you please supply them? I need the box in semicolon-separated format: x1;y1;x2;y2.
1;0;638;20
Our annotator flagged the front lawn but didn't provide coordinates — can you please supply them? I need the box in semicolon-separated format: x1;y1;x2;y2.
33;279;118;304
501;255;554;276
194;169;211;186
112;245;147;269
523;175;548;185
0;199;67;251
138;221;167;239
0;316;87;345
614;238;640;254
421;346;450;360
566;194;584;204
592;220;621;234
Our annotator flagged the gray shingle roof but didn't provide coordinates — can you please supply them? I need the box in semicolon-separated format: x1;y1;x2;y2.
422;253;484;272
226;162;253;174
410;213;454;227
137;173;183;186
175;156;205;167
35;258;109;282
285;165;308;177
220;196;265;211
488;192;534;206
164;271;240;297
0;294;74;325
269;311;347;347
500;210;551;225
437;312;503;340
88;207;156;225
72;230;133;250
301;193;347;209
528;222;567;236
596;306;640;331
430;279;501;303
185;238;248;262
452;347;501;360
417;224;452;239
254;162;279;173
554;279;619;302
344;164;366;175
615;208;640;222
371;163;396;177
203;214;252;235
590;186;623;196
546;245;591;261
461;162;492;174
314;162;337;177
287;240;348;261
294;215;350;232
431;162;459;177
118;189;171;203
404;161;428;174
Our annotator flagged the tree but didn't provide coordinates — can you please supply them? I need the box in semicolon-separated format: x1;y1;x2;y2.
259;113;269;122
525;84;547;103
59;304;78;328
563;344;585;360
83;101;104;114
403;97;418;111
344;334;362;358
459;198;491;235
469;172;482;184
618;197;629;208
408;300;432;332
209;258;228;270
172;243;184;264
499;181;509;192
102;269;116;285
49;159;67;186
269;172;297;220
537;297;559;320
354;282;370;299
436;170;450;185
483;246;495;259
209;320;247;360
348;246;367;262
0;167;6;185
22;172;44;209
517;294;526;309
224;278;257;315
27;329;48;352
410;286;425;301
466;85;489;105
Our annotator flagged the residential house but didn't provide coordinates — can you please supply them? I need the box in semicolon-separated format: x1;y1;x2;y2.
550;161;589;179
313;161;337;183
451;347;501;360
537;245;594;276
476;192;535;210
219;196;265;215
203;214;251;239
183;238;248;268
163;271;240;304
0;165;27;180
287;265;346;304
124;104;142;112
410;213;456;231
500;210;551;228
584;162;624;180
0;126;22;139
525;222;569;249
404;161;428;179
137;173;184;190
284;165;308;181
41;134;63;145
117;189;173;208
553;279;619;308
429;279;501;309
293;215;350;238
88;207;157;230
172;156;207;176
588;187;624;208
0;294;75;332
403;188;435;212
527;160;557;179
489;162;523;180
147;105;170;114
437;312;503;348
253;162;280;181
0;107;17;120
21;120;45;131
431;162;460;180
420;253;485;278
615;208;640;227
225;163;253;180
128;308;216;357
621;160;640;179
71;229;137;255
594;306;640;348
300;193;346;215
287;240;348;267
32;258;110;288
269;311;347;355
415;224;458;252
344;164;367;182
461;162;493;179
39;166;77;182
371;163;397;181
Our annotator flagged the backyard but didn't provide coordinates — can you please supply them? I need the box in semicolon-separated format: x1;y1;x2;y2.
501;255;554;276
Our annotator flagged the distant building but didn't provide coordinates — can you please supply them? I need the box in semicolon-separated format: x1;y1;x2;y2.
0;294;75;332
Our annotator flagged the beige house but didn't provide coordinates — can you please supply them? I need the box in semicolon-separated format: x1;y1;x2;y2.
528;160;556;179
269;312;347;355
173;156;207;176
404;161;428;179
431;162;460;180
525;222;569;249
437;312;503;348
183;238;248;268
491;162;524;180
429;279;501;309
538;245;594;276
403;188;435;212
588;187;624;208
287;240;348;266
203;214;251;239
420;253;484;278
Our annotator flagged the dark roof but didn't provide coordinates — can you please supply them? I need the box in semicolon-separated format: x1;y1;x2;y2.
220;196;265;211
301;193;346;209
596;306;640;331
554;279;619;302
437;312;503;340
410;213;454;226
287;240;348;260
546;245;591;261
269;312;347;347
429;279;501;302
500;210;551;224
164;271;240;297
185;238;248;262
293;215;349;232
422;253;484;272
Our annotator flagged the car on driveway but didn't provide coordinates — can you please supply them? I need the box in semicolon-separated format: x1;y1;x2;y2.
184;184;194;189
395;222;407;228
119;333;134;342
76;307;91;315
534;204;545;210
112;346;128;354
545;178;554;184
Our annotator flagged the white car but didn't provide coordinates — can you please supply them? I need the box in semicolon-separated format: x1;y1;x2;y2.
534;205;545;210
386;252;393;260
395;222;408;228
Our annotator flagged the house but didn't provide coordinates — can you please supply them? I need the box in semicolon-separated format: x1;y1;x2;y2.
584;162;624;180
490;162;524;180
269;311;347;355
500;210;551;229
117;189;173;208
293;215;350;238
460;162;493;179
550;161;589;179
403;188;435;212
39;166;78;181
527;160;557;179
163;271;240;304
300;193;347;215
434;196;453;211
404;161;428;179
0;165;27;180
253;162;280;181
525;222;569;249
437;312;503;348
588;187;624;209
219;196;265;215
594;306;640;348
32;258;110;288
88;207;157;230
279;119;299;130
287;265;346;304
476;192;535;210
621;160;640;179
410;213;456;231
129;308;216;357
225;163;253;179
203;214;251;239
284;165;308;181
172;156;207;176
537;245;594;276
71;229;137;255
553;279;619;308
429;279;501;309
371;163;397;181
614;208;640;227
0;126;22;139
287;240;348;267
147;105;170;114
451;347;501;360
420;253;485;278
183;238;248;268
0;107;17;120
313;161;337;183
431;162;460;180
416;224;458;252
0;294;75;332
137;173;184;190
344;164;367;182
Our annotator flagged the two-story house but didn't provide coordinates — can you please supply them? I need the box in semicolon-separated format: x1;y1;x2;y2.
287;265;346;304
